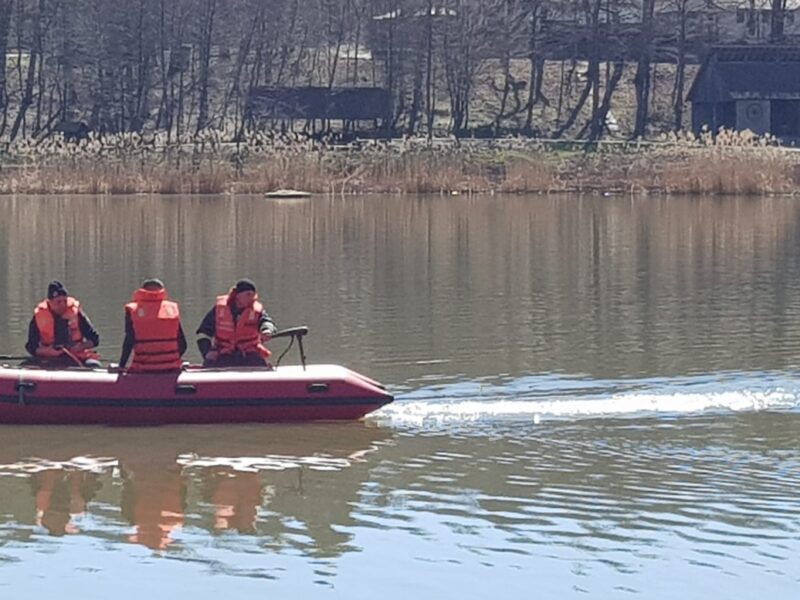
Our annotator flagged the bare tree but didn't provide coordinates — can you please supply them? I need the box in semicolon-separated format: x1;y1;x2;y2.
771;0;785;42
0;0;771;142
195;0;216;132
554;0;603;138
0;0;13;135
488;0;528;132
523;0;548;133
632;0;655;138
10;0;45;140
442;0;484;133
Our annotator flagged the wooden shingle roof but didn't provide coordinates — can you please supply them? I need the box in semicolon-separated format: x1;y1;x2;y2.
688;45;800;102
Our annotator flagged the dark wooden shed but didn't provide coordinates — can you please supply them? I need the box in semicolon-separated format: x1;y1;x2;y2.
687;45;800;138
246;87;391;123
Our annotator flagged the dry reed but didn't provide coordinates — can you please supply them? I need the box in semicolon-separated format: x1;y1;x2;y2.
1;128;798;196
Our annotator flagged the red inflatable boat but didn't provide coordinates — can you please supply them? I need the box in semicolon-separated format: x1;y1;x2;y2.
0;328;393;425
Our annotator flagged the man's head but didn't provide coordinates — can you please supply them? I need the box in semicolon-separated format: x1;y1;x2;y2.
46;281;69;315
233;279;257;310
141;278;165;291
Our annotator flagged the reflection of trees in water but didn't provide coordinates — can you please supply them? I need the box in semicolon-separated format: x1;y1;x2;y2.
5;195;800;378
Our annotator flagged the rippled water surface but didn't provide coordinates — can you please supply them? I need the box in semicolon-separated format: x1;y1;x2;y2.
1;195;799;598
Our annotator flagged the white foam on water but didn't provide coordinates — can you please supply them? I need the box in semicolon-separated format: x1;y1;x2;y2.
0;456;118;475
176;454;353;472
372;377;800;427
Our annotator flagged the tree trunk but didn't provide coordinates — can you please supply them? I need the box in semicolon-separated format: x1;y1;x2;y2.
586;60;624;140
493;0;512;132
673;1;687;130
524;2;546;133
554;66;594;138
771;0;785;42
632;0;654;139
132;0;154;132
385;0;398;133
10;0;43;140
220;7;259;129
155;0;169;132
275;0;299;86
425;0;434;139
556;0;601;138
326;2;347;88
0;0;13;135
352;1;362;86
196;0;216;133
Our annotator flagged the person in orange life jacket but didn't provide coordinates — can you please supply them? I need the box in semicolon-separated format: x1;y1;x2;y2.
25;280;102;368
119;278;187;372
196;279;277;368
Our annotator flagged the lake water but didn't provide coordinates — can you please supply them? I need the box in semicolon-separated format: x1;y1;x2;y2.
0;194;798;598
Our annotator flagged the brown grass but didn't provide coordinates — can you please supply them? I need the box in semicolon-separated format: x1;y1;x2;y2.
1;129;799;196
627;130;800;196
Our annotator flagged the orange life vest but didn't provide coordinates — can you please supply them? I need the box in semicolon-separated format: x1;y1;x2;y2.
34;298;99;361
124;288;182;373
214;290;271;358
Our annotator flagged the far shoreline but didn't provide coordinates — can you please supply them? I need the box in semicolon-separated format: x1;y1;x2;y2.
1;131;797;197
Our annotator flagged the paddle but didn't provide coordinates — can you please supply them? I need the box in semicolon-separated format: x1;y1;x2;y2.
60;346;85;368
271;326;309;370
0;347;101;368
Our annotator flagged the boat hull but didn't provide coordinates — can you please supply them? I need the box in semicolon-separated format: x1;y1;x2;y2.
0;365;393;425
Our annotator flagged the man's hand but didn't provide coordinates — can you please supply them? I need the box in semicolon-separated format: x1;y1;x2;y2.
205;350;219;362
260;325;276;343
36;346;63;359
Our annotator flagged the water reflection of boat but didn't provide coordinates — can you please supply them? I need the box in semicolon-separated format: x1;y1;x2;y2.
201;468;262;533
0;364;393;425
0;423;392;553
120;457;186;550
31;469;101;536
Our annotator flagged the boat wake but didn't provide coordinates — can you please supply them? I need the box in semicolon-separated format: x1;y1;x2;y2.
372;371;800;426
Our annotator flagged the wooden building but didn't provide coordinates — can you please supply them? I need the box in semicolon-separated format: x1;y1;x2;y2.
246;87;391;128
688;45;800;139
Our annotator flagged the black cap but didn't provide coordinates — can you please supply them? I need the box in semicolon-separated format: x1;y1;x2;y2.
47;281;68;299
234;278;257;294
141;278;165;290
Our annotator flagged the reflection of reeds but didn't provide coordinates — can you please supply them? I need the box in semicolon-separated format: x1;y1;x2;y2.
1;129;798;196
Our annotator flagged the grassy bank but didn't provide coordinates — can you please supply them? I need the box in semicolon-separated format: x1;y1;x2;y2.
1;130;798;196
